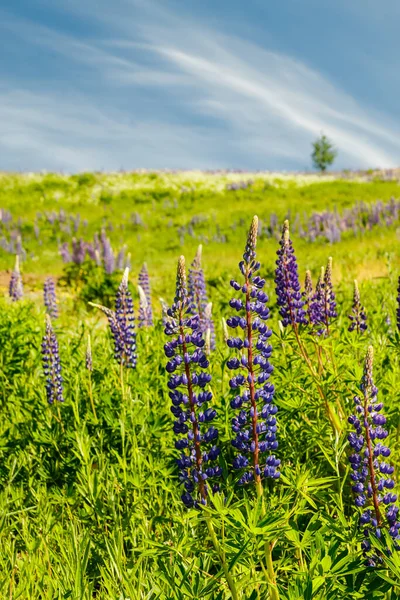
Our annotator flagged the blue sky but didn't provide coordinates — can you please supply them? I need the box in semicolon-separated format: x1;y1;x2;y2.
2;0;400;172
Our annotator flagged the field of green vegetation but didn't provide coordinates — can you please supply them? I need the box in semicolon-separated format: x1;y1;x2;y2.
1;171;400;599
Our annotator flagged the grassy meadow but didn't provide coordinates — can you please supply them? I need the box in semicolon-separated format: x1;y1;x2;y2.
1;170;400;598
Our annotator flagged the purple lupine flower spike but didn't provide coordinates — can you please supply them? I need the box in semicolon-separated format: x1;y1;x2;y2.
227;216;280;488
114;268;137;368
348;346;400;565
164;256;221;508
188;245;216;350
90;268;137;368
44;277;58;319
41;315;64;404
309;258;337;335
138;263;153;326
9;255;23;301
275;220;307;328
348;280;367;333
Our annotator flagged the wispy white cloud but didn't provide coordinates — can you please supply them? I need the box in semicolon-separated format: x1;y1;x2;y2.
2;1;400;170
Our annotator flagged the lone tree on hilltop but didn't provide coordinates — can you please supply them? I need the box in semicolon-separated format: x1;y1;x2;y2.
312;134;337;172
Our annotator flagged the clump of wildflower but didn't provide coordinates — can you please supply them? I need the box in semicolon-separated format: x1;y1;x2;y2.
44;277;58;319
348;280;367;333
41;315;64;404
9;255;23;301
138;263;153;326
188;245;216;350
348;346;400;565
226;215;280;487
275;220;307;328
164;256;221;508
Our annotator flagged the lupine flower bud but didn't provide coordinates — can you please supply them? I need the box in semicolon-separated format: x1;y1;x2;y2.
9;255;23;301
41;315;64;404
275;220;307;328
348;346;400;565
226;215;280;486
164;256;221;508
138;263;153;326
188;245;216;350
348;280;367;333
44;277;58;319
86;334;93;371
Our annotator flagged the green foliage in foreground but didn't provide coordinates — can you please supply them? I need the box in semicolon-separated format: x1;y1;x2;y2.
1;264;400;598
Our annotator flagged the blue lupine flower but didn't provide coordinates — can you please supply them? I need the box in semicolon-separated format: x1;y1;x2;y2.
226;216;280;486
164;256;221;508
138;263;153;327
41;315;64;404
303;270;313;323
348;280;367;333
348;346;400;565
188;245;216;350
44;277;58;319
9;256;23;301
275;220;307;328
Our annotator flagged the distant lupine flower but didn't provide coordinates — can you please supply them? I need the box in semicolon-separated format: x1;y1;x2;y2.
116;245;127;270
275;220;307;328
164;256;221;508
44;277;58;319
188;245;216;350
348;347;400;565
397;276;400;332
59;242;71;263
90;269;137;368
309;267;324;326
41;315;64;404
71;238;87;265
348;280;367;333
86;334;93;371
138;263;153;326
226;216;280;486
9;255;23;301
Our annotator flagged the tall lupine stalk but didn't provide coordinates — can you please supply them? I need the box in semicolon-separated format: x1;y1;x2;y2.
44;277;58;319
86;334;97;420
348;280;367;333
9;255;23;301
348;347;400;565
275;220;307;329
188;245;216;351
226;216;280;600
138;263;153;326
42;315;64;405
164;256;221;507
164;256;238;600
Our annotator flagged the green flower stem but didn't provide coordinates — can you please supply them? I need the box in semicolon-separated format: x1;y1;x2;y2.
256;481;279;600
205;514;239;600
